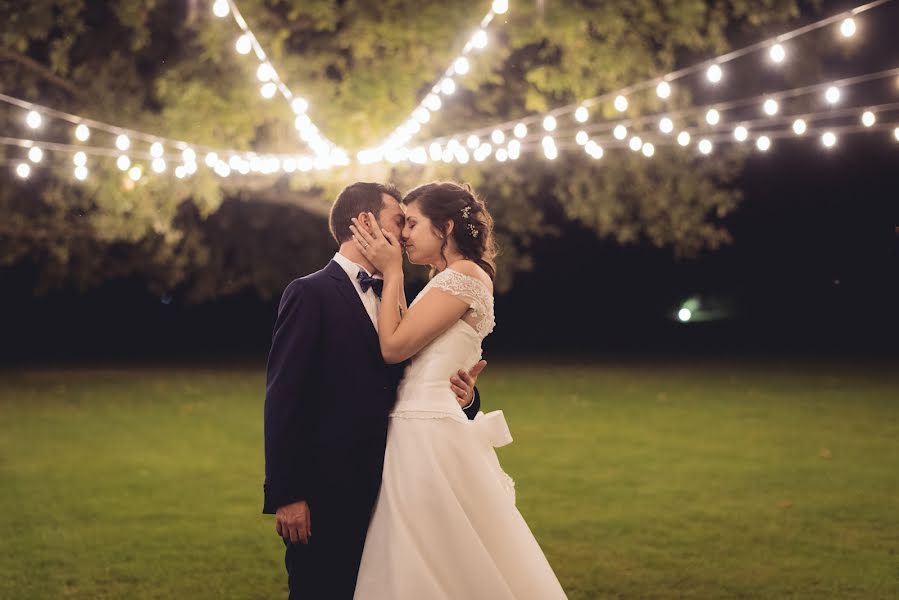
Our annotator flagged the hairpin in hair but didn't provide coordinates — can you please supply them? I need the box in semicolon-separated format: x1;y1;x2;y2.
461;206;472;219
467;223;479;238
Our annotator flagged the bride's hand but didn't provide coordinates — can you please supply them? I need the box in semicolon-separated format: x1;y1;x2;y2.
350;213;403;276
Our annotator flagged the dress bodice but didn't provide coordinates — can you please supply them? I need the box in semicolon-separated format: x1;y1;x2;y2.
392;269;495;418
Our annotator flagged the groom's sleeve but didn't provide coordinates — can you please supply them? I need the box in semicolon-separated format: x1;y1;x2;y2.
462;387;481;420
263;279;320;514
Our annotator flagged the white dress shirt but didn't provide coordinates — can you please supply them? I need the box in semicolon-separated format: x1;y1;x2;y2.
332;252;381;329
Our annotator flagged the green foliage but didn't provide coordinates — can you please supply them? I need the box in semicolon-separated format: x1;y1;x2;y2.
0;0;806;301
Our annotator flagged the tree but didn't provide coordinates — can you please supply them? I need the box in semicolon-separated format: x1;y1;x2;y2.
0;0;806;300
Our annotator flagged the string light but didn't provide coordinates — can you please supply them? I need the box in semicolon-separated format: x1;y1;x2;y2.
706;109;721;125
75;124;90;142
698;139;713;154
514;123;527;138
116;134;130;151
28;146;43;163
822;131;837;147
128;165;142;181
614;95;629;112
861;111;876;126
150;142;164;158
73;152;87;167
543;115;557;131
734;126;749;142
840;17;857;38
677;132;691;146
26;111;41;129
491;129;505;144
74;165;88;181
764;99;780;115
707;64;723;83
629;136;643;151
613;125;627;140
574;106;589;123
756;135;771;151
212;0;230;18
641;142;655;157
793;119;807;135
659;117;674;134
575;131;589;145
770;43;786;63
16;163;31;178
542;135;558;160
116;155;131;171
825;86;841;104
656;81;671;99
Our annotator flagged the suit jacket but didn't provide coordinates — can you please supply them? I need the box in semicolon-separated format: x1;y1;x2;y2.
263;260;480;514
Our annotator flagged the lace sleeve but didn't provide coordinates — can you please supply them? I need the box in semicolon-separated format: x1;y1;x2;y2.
427;269;496;337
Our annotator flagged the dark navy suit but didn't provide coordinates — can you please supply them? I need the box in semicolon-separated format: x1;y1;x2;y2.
263;260;480;598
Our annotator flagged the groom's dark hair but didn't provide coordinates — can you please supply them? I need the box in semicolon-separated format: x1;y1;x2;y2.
329;182;402;244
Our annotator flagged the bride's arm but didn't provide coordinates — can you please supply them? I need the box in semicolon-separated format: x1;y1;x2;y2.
378;275;470;364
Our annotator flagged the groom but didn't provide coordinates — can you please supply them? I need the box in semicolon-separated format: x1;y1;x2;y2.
263;182;487;599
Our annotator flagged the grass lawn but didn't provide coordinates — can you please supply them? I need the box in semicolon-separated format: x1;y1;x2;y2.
1;360;897;599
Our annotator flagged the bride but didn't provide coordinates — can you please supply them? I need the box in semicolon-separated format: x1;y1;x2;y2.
348;182;567;599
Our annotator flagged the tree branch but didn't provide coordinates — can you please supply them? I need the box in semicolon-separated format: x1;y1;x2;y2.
0;48;84;99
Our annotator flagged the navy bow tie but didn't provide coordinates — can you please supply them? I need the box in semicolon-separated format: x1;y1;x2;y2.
356;270;383;298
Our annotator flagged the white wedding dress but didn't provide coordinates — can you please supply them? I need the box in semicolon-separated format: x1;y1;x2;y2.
354;269;567;599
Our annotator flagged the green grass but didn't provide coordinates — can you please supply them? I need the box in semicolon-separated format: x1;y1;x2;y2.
1;360;897;599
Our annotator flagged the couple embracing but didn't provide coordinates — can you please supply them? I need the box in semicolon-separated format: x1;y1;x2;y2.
263;181;566;598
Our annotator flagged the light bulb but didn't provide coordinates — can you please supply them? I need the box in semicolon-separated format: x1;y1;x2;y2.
150;142;164;158
128;166;142;181
734;126;749;142
152;158;166;173
756;136;771;152
575;131;589;145
825;86;840;104
492;0;508;15
73;152;87;167
698;139;713;154
656;81;671;99
707;64;723;83
26;111;42;129
116;134;130;151
467;135;480;150
614;95;628;112
706;109;720;125
75;124;90;141
613;125;627;140
677;131;691;146
770;43;786;63
257;62;275;82
491;129;505;144
574;106;589;123
16;163;31;179
642;143;655;158
74;165;88;181
513;123;527;138
236;34;252;55
116;155;131;171
543;115;557;131
659;118;674;134
822;131;837;148
542;136;558;160
840;17;856;38
213;0;230;18
629;136;642;152
453;57;469;75
424;94;442;111
496;148;508;162
792;119;807;135
292;97;309;113
440;78;456;95
182;148;196;163
471;30;488;49
763;99;779;116
261;82;277;98
507;139;521;160
861;111;875;127
28;146;43;163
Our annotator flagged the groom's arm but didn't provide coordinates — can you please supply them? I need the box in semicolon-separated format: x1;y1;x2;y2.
263;279;320;515
462;387;481;420
452;360;487;420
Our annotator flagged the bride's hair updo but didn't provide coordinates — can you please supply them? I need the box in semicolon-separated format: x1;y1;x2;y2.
402;182;497;280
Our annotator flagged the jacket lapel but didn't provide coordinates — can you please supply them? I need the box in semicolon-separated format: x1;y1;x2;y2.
325;260;381;357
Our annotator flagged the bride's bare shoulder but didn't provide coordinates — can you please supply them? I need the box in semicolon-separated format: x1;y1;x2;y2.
446;260;493;292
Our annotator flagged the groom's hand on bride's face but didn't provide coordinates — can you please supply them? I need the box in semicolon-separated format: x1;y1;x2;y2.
451;360;487;408
275;500;311;545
